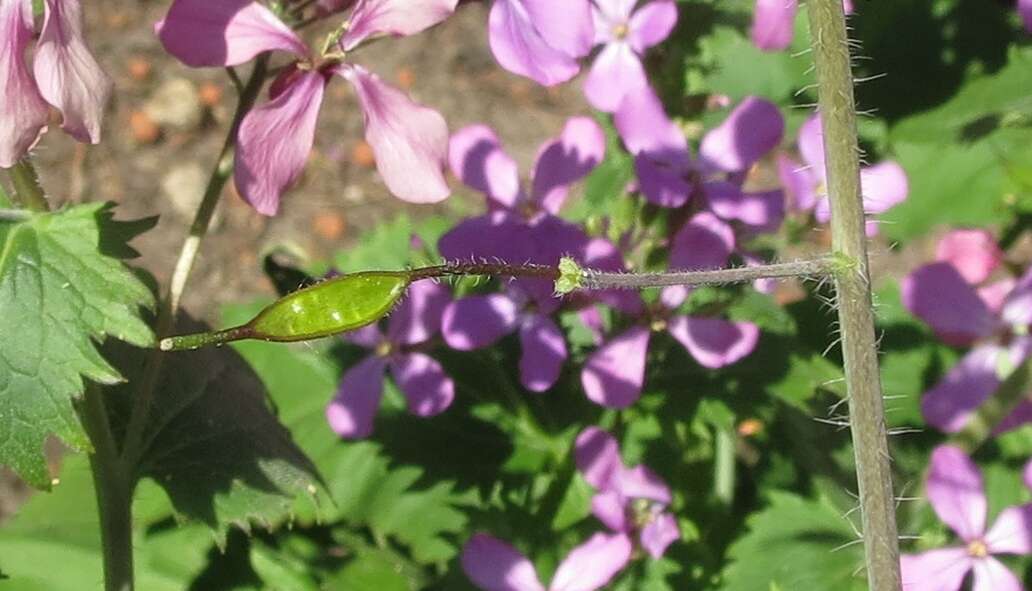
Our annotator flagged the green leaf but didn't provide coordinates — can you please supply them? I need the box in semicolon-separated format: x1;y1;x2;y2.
695;26;809;102
765;353;843;409
333;214;450;272
0;203;154;488
223;306;474;564
250;539;320;591
0;454;209;590
0;181;11;207
721;492;865;591
109;340;327;546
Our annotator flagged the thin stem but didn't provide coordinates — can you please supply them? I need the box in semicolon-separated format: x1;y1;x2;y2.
121;55;270;466
7;159;49;212
580;258;832;290
950;355;1032;453
0;209;32;222
807;2;901;590
80;384;134;591
713;427;735;506
408;262;559;282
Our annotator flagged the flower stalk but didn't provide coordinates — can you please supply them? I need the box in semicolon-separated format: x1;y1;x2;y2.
806;1;902;589
7;159;48;212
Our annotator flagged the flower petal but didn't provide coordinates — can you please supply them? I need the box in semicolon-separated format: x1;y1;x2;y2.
343;323;384;349
591;489;629;532
899;548;972;591
438;211;532;262
488;0;582;86
667;316;759;368
583;42;647;113
326;355;388;438
234;69;325;215
390;352;454;416
777;154;819;211
669;212;735;271
442;294;520;350
387;279;450;345
0;0;48;167
699;97;784;172
613;86;690;168
902;262;995;346
797;114;826;180
617;464;672;503
983;503;1032;555
574;426;623;490
627;0;678;53
156;0;307;67
860;161;908;214
341;0;458;50
461;534;546;591
705;182;785;232
531;117;606;212
549;532;633;591
1001;266;1032;329
448;124;521;208
1025;459;1032;490
519;0;594;58
935;229;1003;286
518;313;567;392
581;327;650;408
993;398;1032;434
927;445;987;542
921;342;1031;433
337;64;450;203
640;511;680;558
970;557;1024;591
1021;0;1032;33
751;0;798;52
634;152;692;208
34;0;112;143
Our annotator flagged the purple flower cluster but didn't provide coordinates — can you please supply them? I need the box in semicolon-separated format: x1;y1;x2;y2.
901;445;1032;591
903;229;1032;434
460;427;678;590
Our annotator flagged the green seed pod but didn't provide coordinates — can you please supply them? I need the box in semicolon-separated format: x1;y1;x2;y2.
160;271;411;351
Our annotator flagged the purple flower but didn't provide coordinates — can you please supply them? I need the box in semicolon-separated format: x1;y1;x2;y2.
581;212;760;408
583;0;678;112
779;113;908;236
614;85;693;207
1025;459;1032;491
751;0;853;52
903;231;1032;433
325;280;454;438
461;532;632;591
1020;0;1032;33
575;427;680;558
0;0;112;167
156;0;455;214
488;0;595;86
900;445;1032;591
438;118;605;392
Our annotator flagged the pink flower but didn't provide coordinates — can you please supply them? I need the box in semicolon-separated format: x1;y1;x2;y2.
156;0;455;214
779;113;908;236
575;427;680;558
488;0;595;86
751;0;853;52
1020;0;1032;33
462;532;632;591
584;0;678;112
613;85;693;207
900;445;1032;591
326;280;454;438
0;0;112;167
903;230;1032;434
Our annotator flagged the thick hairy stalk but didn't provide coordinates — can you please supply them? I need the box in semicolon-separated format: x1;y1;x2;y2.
806;2;902;589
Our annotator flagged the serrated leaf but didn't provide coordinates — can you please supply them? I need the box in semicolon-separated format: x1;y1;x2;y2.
696;26;808;102
0;203;154;488
250;539;320;591
721;492;865;591
766;353;843;408
224;304;474;564
0;454;207;590
107;339;326;546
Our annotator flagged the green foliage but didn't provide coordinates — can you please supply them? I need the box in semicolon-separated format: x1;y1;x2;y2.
720;492;865;591
0;204;154;488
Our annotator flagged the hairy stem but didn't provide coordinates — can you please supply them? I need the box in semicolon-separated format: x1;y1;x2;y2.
580;258;831;290
122;55;270;466
81;384;134;591
7;159;49;212
807;2;902;589
713;427;736;506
